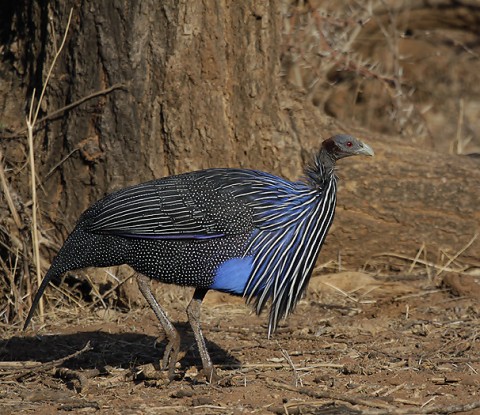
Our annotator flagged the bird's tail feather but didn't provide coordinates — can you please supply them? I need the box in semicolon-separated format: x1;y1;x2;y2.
23;263;61;330
23;228;93;330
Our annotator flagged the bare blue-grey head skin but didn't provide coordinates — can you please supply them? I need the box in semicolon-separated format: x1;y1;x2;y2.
306;134;374;186
321;134;374;160
23;133;373;382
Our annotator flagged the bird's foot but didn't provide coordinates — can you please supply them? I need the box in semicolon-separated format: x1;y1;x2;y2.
199;366;219;384
160;361;178;382
160;337;181;381
132;363;173;386
153;334;166;349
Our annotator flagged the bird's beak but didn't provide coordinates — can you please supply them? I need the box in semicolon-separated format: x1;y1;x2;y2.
357;142;374;157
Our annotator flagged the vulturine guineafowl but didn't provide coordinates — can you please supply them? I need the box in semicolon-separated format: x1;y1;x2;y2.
24;134;373;381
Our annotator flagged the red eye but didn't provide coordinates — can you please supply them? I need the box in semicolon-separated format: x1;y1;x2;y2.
346;141;353;147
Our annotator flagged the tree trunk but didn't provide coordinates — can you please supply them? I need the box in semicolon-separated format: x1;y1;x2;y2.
24;1;301;228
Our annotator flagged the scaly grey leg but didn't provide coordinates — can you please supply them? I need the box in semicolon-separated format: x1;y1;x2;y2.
136;274;180;380
186;288;218;382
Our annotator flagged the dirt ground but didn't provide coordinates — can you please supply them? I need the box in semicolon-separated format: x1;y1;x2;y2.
1;269;479;414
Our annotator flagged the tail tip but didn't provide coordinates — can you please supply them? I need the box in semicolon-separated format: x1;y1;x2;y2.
23;311;35;331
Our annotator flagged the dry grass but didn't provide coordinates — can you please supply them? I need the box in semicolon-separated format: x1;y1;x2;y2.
281;3;402;108
0;9;73;326
280;0;480;142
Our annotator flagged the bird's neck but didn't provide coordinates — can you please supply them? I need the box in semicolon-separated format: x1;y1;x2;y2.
304;149;336;189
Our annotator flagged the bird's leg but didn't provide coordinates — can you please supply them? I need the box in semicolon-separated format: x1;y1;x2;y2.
186;288;218;382
136;274;180;380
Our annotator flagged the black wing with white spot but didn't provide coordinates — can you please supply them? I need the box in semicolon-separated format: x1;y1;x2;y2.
84;170;258;239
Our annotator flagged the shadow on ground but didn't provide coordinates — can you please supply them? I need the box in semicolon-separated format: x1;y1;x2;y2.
1;322;240;371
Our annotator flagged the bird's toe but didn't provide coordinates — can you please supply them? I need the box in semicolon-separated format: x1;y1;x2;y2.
199;366;219;384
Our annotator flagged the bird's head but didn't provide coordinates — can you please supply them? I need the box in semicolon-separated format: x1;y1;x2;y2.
322;134;374;160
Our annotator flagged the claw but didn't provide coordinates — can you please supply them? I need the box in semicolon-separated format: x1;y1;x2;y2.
199;366;219;384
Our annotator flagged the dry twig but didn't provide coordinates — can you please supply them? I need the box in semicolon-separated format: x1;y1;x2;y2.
0;151;22;229
2;83;128;140
9;341;92;381
434;233;478;282
277;341;303;387
267;379;480;414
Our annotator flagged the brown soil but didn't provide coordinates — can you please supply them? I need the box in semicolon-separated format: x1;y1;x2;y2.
2;271;479;414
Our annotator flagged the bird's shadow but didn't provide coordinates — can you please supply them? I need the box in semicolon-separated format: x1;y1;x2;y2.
1;322;239;374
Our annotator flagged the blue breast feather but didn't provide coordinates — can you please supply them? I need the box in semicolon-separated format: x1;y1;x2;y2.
210;257;254;294
211;174;337;335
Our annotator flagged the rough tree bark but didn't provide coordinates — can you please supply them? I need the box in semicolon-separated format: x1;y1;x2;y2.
28;1;300;227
